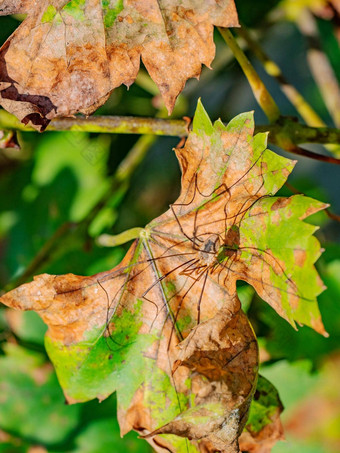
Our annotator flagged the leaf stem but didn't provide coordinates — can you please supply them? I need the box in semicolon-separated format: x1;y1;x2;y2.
97;228;144;247
297;10;340;128
235;25;325;127
235;23;340;156
0;109;189;136
82;134;157;231
218;27;281;123
1;109;339;147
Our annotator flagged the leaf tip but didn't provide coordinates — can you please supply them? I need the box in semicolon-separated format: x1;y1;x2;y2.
312;318;328;337
226;110;255;134
193;98;214;136
214;118;226;130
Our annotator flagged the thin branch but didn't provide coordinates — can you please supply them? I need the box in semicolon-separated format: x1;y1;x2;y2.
0;109;189;136
218;27;281;123
256;119;340;145
4;222;75;290
298;10;340;128
235;25;326;127
235;23;340;157
1;109;340;146
217;26;338;161
2;134;157;292
325;209;340;223
278;143;340;165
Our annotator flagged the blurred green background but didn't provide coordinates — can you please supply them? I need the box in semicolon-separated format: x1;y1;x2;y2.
0;0;339;452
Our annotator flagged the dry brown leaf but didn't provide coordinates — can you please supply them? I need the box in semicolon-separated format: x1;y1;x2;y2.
0;102;327;452
1;249;258;453
144;306;258;452
0;0;238;130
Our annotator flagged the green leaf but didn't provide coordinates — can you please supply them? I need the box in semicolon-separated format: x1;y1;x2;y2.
257;259;340;365
246;376;283;433
239;375;284;452
240;195;327;333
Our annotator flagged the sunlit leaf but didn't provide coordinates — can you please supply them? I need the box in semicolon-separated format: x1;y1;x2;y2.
0;101;327;452
0;0;239;129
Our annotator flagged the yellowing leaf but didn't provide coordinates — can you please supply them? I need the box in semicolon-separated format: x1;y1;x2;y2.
0;0;239;130
0;101;327;452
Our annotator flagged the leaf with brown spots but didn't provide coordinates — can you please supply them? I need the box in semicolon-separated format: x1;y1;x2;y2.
239;376;284;453
0;102;327;452
0;0;239;130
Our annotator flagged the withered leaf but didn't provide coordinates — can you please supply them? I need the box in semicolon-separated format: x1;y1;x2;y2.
0;101;327;452
144;306;258;452
0;0;239;130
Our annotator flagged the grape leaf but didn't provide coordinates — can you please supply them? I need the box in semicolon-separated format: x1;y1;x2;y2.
0;101;327;452
0;0;238;130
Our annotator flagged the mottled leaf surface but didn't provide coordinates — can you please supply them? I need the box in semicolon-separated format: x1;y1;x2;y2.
0;0;238;130
239;376;284;453
0;102;327;452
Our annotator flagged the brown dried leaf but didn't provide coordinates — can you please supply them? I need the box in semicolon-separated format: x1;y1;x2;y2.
0;103;327;452
145;307;258;452
0;0;238;130
1;251;258;453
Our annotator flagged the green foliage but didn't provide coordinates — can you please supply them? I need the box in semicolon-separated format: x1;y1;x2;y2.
0;343;80;444
0;1;339;452
246;376;282;433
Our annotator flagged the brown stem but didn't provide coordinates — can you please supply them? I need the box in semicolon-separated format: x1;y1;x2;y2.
325;209;340;223
285;182;340;223
280;143;340;165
